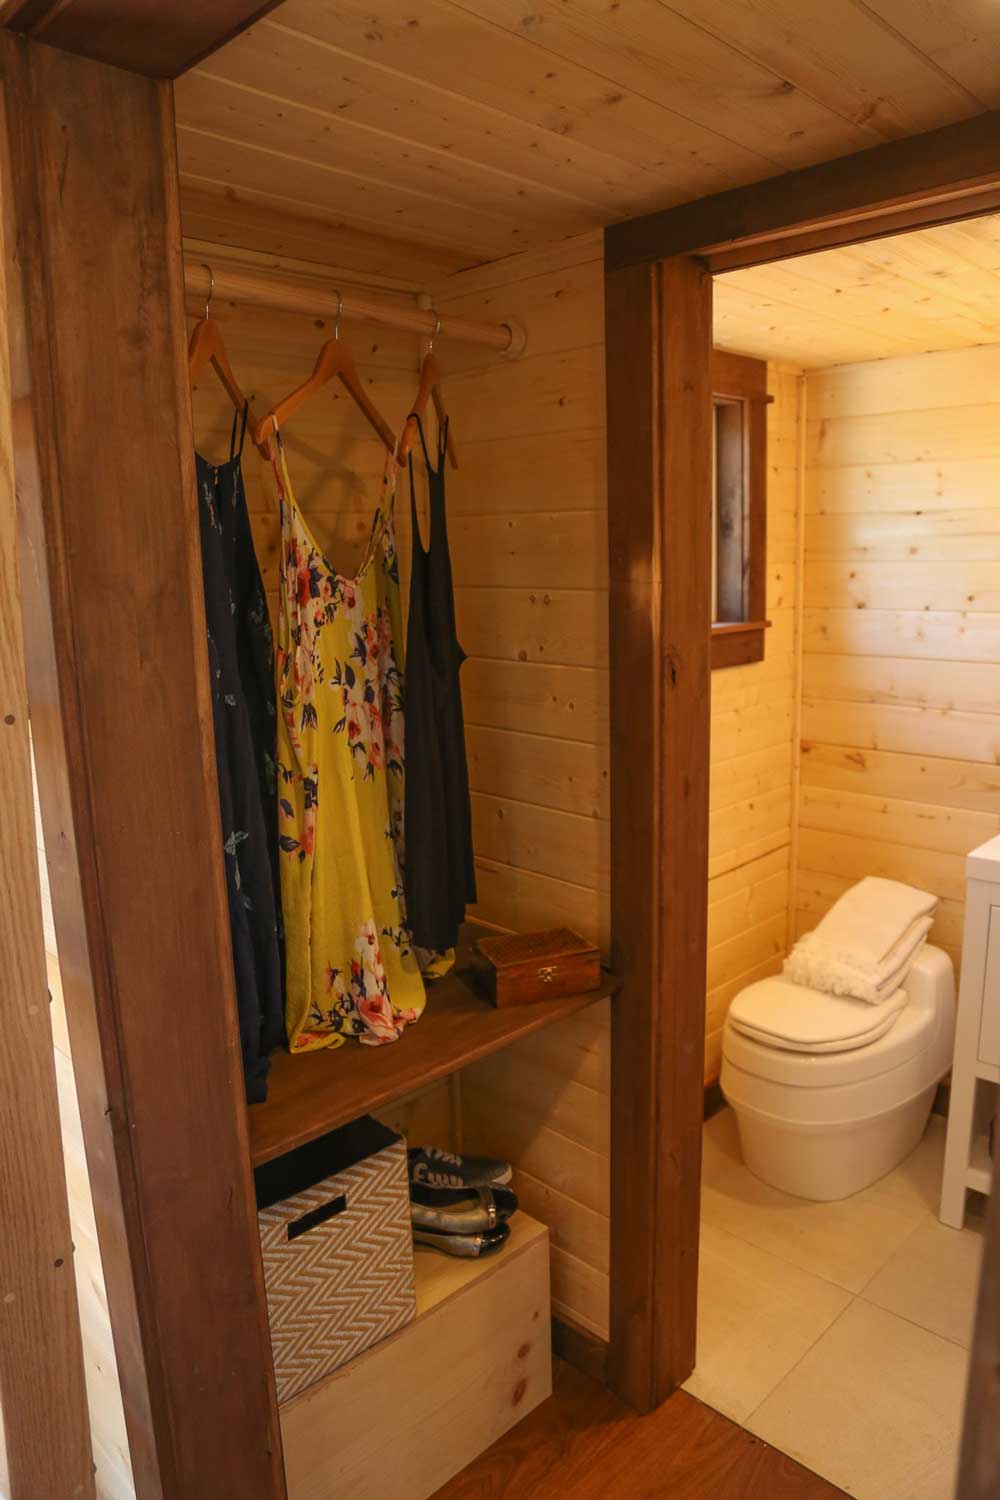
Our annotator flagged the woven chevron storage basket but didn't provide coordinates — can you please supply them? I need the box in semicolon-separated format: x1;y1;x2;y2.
254;1115;416;1403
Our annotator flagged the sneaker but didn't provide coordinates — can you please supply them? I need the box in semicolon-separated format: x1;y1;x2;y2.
410;1183;518;1234
413;1222;511;1258
407;1145;512;1189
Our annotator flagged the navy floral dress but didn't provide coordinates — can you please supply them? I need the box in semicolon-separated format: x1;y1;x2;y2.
196;408;284;1102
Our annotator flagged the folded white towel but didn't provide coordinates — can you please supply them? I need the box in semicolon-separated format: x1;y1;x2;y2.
786;916;931;1003
784;877;938;1004
805;877;938;965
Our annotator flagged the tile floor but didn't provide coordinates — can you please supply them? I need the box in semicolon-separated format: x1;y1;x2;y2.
685;1109;984;1500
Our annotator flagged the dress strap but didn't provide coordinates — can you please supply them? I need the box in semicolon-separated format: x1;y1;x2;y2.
407;439;418;510
408;411;433;471
229;399;249;461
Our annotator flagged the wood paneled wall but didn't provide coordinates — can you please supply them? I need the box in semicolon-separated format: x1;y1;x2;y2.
435;232;609;948
795;343;1000;967
705;364;803;1083
424;236;803;1335
432;231;611;1337
32;766;135;1500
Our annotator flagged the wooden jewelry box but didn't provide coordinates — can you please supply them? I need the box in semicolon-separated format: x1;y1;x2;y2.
472;927;602;1008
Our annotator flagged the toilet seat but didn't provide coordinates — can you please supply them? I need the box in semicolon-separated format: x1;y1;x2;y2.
722;949;951;1091
728;975;908;1054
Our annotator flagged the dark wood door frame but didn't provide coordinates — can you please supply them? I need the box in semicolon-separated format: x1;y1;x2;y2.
605;256;713;1413
607;109;1000;276
0;0;286;77
603;110;1000;1459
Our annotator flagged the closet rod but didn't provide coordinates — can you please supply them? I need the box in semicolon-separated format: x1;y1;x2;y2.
183;260;524;355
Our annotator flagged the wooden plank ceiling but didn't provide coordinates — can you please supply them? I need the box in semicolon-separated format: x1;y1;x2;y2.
173;0;1000;278
715;211;1000;368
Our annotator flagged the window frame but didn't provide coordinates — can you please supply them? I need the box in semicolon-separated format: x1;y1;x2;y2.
710;349;771;670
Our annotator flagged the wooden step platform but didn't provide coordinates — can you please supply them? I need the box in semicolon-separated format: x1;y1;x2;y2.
281;1212;552;1500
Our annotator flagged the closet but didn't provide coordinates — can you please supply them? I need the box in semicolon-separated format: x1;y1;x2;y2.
2;24;625;1500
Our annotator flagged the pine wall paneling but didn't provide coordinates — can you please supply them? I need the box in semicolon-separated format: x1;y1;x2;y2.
796;342;1000;974
704;363;804;1084
430;231;612;1338
417;233;804;1336
32;767;135;1500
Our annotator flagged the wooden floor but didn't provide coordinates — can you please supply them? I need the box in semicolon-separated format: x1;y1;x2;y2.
432;1359;846;1500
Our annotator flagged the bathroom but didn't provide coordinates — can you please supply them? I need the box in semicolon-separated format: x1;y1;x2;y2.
690;210;1000;1500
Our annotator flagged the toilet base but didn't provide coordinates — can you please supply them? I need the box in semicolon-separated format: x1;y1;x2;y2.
730;1084;938;1201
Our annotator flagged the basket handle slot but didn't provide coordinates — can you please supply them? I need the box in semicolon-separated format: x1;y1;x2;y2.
286;1193;348;1241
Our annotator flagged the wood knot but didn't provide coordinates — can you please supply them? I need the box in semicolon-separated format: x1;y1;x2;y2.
512;1377;528;1406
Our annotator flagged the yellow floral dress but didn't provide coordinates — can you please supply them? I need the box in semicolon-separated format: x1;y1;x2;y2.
272;434;425;1051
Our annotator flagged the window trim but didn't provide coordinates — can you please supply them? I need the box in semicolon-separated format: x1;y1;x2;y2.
710;349;771;670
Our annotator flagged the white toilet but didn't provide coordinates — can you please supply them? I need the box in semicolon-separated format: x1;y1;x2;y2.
720;945;956;1201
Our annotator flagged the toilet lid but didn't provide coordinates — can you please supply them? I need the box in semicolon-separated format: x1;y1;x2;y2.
728;976;909;1053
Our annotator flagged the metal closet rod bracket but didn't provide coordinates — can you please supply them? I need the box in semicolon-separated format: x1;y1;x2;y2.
415;287;527;360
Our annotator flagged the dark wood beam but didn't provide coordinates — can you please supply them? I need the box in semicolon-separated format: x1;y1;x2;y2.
0;98;96;1500
605;255;712;1411
0;0;284;77
957;1152;1000;1498
606;109;1000;273
2;33;285;1498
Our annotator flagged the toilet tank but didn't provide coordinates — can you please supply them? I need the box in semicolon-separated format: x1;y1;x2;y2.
902;945;956;1073
902;944;955;1014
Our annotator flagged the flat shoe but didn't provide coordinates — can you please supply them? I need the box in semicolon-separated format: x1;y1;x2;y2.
413;1222;511;1258
410;1183;518;1234
408;1144;512;1189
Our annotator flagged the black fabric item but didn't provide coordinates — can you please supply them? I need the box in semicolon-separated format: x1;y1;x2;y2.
196;407;284;1104
404;415;476;950
254;1116;398;1210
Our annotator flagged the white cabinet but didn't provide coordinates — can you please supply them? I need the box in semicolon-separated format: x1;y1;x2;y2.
976;910;1000;1069
940;836;1000;1227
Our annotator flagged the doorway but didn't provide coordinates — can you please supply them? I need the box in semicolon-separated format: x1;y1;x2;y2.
686;211;1000;1500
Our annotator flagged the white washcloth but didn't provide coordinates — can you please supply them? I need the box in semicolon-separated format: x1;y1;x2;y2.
784;877;937;1004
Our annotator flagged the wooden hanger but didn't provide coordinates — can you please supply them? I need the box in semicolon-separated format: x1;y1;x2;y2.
188;265;270;461
254;293;398;456
398;322;459;470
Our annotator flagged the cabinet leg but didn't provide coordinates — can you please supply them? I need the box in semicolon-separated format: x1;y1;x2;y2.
941;1072;976;1228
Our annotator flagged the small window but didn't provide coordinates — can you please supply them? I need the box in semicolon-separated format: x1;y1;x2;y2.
711;350;770;670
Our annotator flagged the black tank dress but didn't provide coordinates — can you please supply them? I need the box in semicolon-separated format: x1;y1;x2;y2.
196;407;284;1102
404;415;476;951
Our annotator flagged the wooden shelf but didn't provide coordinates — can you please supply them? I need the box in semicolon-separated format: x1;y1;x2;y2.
249;954;619;1166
